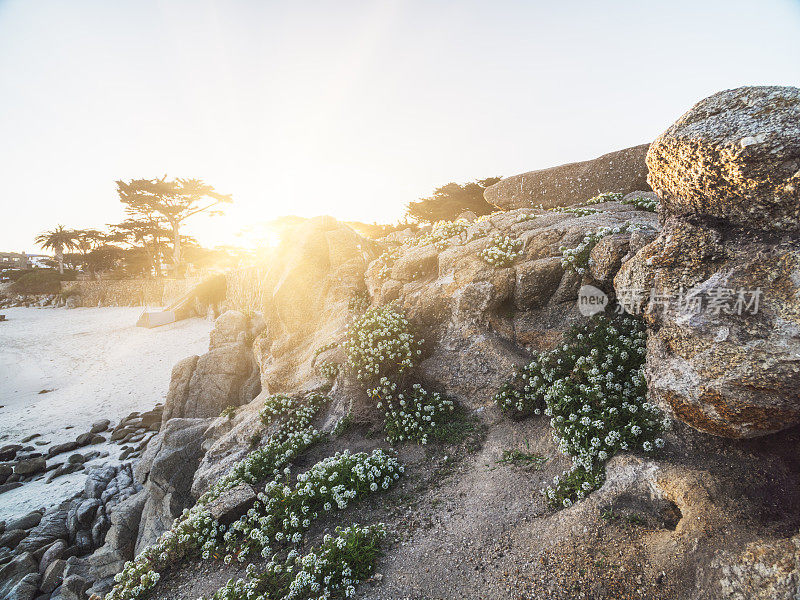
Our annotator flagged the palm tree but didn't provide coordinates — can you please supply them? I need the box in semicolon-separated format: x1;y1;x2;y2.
35;225;78;274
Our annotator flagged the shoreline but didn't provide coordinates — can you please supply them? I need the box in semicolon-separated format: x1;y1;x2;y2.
0;306;211;521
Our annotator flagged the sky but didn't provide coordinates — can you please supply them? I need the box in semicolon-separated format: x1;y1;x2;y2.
1;0;799;252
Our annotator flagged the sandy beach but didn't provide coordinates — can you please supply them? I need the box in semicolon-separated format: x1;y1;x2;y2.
0;306;211;520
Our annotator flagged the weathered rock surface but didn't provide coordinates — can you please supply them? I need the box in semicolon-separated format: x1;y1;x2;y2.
162;311;260;421
484;144;651;211
367;207;658;408
647;86;800;231
0;552;37;598
616;86;800;437
205;483;256;525
134;418;211;553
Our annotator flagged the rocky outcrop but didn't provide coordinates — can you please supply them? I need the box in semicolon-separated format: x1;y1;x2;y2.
366;206;658;409
254;216;382;394
484;144;650;211
133;418;211;553
162;311;261;421
646;86;800;231
615;85;800;438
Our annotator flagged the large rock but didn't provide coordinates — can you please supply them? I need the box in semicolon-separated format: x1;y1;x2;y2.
14;457;46;475
484;144;650;211
616;87;800;438
40;558;66;594
134;418;210;553
647;86;800;231
16;502;70;554
0;552;37;599
182;343;255;418
205;483;256;525
6;572;39;600
163;313;260;422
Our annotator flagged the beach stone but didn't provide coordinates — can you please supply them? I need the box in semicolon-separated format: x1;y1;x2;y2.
110;427;135;442
76;499;101;528
59;574;88;600
6;572;39;600
0;482;23;494
47;442;78;458
206;483;257;525
0;552;37;598
84;466;116;499
6;511;42;532
14;457;46;475
75;433;94;446
46;463;83;483
40;559;66;594
647;85;800;231
484;144;650;210
39;539;67;573
67;454;85;465
0;529;28;549
17;503;70;553
19;434;40;444
90;420;110;434
0;444;21;461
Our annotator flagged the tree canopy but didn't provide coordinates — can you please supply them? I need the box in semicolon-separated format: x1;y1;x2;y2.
116;176;232;265
406;177;502;223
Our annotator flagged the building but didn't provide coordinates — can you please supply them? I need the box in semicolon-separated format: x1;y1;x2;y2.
0;252;32;269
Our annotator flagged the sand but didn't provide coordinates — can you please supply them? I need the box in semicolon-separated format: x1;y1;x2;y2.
0;306;211;520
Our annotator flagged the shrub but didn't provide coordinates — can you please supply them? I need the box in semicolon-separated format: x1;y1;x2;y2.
11;270;73;295
495;314;665;509
370;381;455;444
560;223;647;275
205;524;387;600
621;194;658;212
541;315;664;507
583;192;624;205
550;207;599;217
221;449;402;562
478;235;523;267
343;305;423;386
493;354;571;419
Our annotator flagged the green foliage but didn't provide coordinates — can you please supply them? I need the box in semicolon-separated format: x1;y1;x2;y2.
220;449;402;561
348;290;370;314
495;315;665;509
219;405;237;420
406;177;501;223
11;270;74;295
343;304;460;446
497;448;547;468
494;354;571;419
550;207;599;217
344;305;423;386
583;192;624;205
621;194;658;211
203;524;387;600
560;223;646;276
478;235;523;267
370;381;455;444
